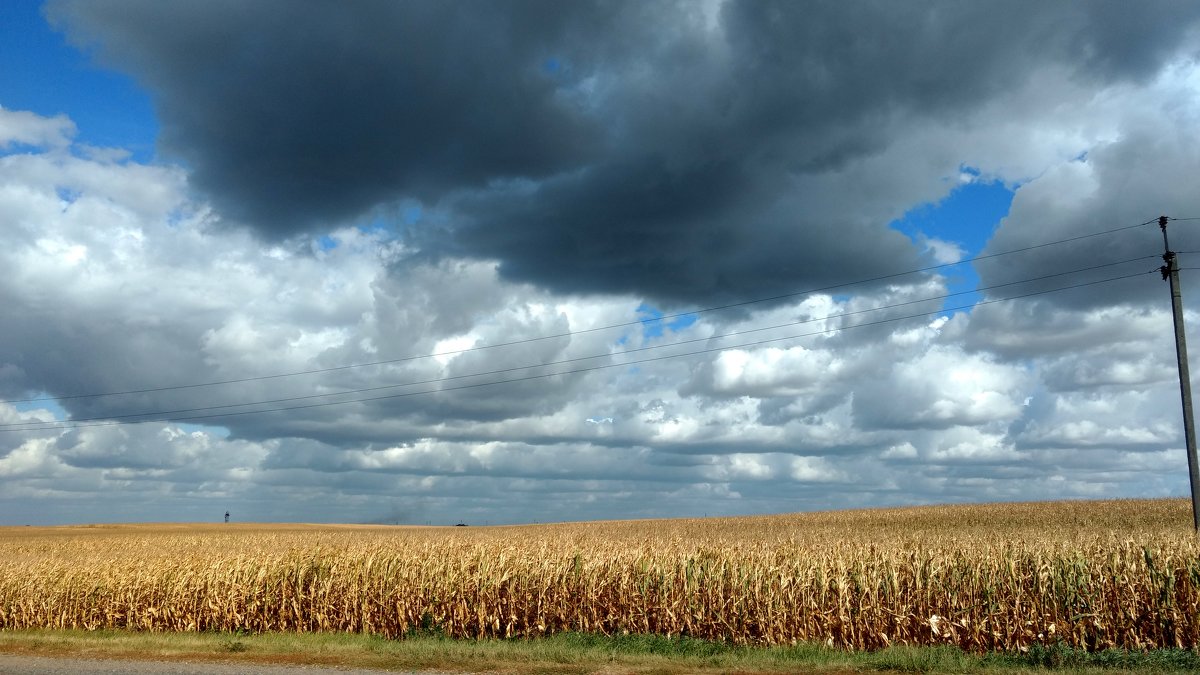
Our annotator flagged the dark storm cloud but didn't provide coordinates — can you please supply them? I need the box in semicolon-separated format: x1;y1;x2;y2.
0;283;215;405
48;0;613;228
436;159;927;303
48;0;1200;306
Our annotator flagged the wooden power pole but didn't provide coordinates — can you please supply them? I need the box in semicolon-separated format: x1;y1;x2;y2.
1160;215;1200;532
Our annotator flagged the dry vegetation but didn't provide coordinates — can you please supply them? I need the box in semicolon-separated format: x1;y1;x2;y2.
0;499;1197;651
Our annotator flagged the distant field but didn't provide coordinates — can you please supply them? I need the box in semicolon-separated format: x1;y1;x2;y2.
1;499;1197;651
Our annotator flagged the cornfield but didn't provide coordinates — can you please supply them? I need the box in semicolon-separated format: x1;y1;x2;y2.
1;499;1197;651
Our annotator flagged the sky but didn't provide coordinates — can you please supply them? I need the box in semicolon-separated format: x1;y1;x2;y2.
2;0;1200;526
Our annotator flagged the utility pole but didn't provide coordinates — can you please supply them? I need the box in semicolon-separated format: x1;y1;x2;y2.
1160;215;1200;532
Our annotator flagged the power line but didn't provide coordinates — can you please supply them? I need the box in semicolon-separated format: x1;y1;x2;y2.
4;254;1156;427
0;217;1162;406
2;268;1153;434
0;257;1153;428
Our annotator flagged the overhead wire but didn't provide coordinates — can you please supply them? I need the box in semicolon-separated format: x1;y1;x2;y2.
2;264;1157;433
0;217;1163;405
0;255;1156;429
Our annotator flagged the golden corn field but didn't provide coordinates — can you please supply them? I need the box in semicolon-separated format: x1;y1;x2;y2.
1;499;1198;652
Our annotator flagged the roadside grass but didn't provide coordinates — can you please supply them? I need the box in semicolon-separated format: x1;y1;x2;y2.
1;629;1198;674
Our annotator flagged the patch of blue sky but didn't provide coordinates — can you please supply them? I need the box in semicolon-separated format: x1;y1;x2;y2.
888;169;1015;311
353;202;424;239
11;393;67;419
316;234;338;252
402;204;423;225
1;0;158;161
360;215;392;235
668;313;698;331
174;423;230;438
55;186;81;205
636;304;698;339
